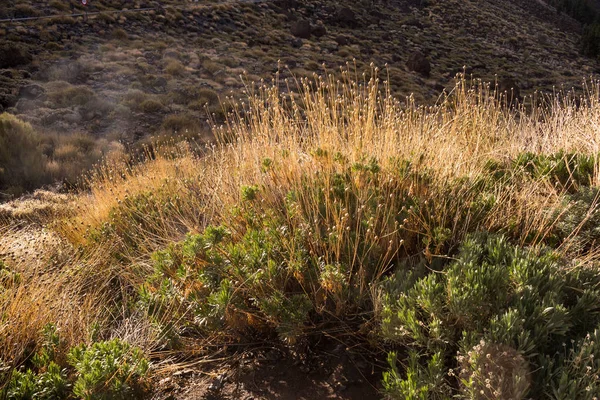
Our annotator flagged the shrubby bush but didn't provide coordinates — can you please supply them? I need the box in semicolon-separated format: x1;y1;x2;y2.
3;324;149;400
381;233;600;399
46;82;95;108
0;42;32;69
68;339;149;399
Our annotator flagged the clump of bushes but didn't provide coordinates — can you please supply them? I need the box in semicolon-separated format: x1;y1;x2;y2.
164;60;186;77
513;151;596;189
161;113;198;134
552;186;600;253
44;61;90;84
381;233;600;399
3;324;149;400
111;28;129;41
46;82;95;108
122;89;164;113
68;340;149;399
485;150;596;191
139;99;164;113
0;42;31;69
132;161;414;344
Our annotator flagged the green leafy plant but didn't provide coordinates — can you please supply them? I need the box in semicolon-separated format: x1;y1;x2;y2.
67;339;149;400
383;350;447;400
381;233;600;398
3;324;69;400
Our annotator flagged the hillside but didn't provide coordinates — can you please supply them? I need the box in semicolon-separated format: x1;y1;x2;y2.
0;0;598;143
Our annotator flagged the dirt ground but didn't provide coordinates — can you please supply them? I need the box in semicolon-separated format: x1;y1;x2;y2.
151;346;383;400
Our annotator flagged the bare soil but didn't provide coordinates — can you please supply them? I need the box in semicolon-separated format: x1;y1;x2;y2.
151;347;383;400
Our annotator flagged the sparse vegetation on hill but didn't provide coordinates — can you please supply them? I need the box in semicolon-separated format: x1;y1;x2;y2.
2;71;600;398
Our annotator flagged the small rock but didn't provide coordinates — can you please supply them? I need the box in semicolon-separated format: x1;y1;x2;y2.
19;84;45;100
159;377;172;385
336;7;358;27
290;19;312;39
311;24;327;38
291;38;303;48
335;35;349;46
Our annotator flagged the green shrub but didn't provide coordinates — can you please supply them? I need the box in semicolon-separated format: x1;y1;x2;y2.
122;89;148;109
111;28;129;41
164;60;186;77
136;166;415;343
6;369;39;400
383;350;448;400
548;329;600;399
68;339;149;400
380;233;600;398
172;87;219;108
3;332;148;400
202;59;223;76
4;324;70;400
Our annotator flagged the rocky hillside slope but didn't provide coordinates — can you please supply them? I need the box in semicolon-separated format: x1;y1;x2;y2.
0;0;598;145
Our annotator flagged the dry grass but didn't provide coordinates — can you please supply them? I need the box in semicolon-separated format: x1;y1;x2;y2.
2;70;600;376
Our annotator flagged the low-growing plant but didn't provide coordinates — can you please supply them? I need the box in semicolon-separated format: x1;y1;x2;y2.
161;113;198;134
551;186;600;254
381;233;600;398
164;60;186;77
46;83;95;108
68;339;149;400
111;28;129;41
4;324;70;399
139;99;164;113
3;334;148;400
